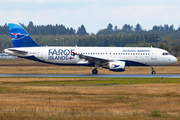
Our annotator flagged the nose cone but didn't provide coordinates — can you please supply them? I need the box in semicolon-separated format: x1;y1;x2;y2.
171;56;177;64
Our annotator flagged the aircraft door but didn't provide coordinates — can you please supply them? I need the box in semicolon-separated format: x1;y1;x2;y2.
37;48;43;60
151;48;157;60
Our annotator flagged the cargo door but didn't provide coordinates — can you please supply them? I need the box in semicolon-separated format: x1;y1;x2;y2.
37;48;43;60
151;48;157;60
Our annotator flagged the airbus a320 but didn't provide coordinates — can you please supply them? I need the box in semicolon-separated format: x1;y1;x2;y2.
4;20;177;74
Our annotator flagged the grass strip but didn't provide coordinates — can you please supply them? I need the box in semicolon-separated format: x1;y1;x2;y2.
1;77;180;86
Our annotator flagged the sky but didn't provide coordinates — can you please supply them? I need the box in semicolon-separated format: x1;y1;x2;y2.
0;0;180;33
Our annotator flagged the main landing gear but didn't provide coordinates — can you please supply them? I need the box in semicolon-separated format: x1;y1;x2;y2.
92;64;100;74
92;69;98;74
151;66;156;75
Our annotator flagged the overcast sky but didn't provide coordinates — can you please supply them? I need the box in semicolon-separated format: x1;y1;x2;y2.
0;0;180;33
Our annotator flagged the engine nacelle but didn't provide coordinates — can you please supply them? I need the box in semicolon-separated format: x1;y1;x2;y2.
109;61;125;72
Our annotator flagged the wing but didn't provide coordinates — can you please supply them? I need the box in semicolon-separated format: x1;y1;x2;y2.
78;54;109;64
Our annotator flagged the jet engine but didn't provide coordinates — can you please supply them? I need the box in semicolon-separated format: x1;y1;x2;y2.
109;61;125;72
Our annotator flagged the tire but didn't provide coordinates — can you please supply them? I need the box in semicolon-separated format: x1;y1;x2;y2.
92;69;98;74
151;71;156;75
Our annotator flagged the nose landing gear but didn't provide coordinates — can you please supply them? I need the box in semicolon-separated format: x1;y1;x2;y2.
151;66;156;75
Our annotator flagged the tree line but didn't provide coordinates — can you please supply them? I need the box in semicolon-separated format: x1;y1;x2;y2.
1;21;180;36
0;21;180;56
0;22;88;36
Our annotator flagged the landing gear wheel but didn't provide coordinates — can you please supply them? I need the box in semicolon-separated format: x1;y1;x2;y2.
151;71;156;75
151;66;156;75
92;69;98;74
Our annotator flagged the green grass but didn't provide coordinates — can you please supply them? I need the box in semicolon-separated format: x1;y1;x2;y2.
150;110;161;117
2;77;180;86
116;95;130;99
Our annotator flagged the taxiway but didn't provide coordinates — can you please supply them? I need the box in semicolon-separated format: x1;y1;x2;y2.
0;74;180;78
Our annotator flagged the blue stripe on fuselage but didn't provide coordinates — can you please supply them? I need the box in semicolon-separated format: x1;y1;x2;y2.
21;56;95;67
21;56;149;67
121;60;149;66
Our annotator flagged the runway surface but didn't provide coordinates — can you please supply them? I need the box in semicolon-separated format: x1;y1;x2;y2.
0;74;180;78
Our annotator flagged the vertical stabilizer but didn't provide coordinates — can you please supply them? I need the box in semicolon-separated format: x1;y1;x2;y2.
8;19;40;47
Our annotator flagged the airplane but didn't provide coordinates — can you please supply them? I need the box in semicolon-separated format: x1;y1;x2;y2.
4;20;177;74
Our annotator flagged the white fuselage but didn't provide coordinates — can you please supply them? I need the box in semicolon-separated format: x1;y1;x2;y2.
4;46;177;67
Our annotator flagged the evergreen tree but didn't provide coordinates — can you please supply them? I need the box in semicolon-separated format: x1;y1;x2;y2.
76;25;88;35
107;23;113;31
114;26;118;31
27;21;34;28
135;23;142;31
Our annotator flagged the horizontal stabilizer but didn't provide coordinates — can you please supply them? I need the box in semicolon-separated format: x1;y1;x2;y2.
7;48;28;54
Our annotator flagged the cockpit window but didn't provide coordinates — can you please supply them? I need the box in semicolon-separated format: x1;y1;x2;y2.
162;52;170;55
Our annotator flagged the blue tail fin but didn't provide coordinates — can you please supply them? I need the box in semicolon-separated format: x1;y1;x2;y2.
8;19;40;47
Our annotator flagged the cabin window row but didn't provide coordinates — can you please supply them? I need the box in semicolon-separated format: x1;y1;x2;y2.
112;53;150;56
78;52;150;56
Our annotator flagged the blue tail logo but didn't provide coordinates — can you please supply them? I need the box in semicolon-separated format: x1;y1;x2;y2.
8;20;40;48
11;33;28;40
